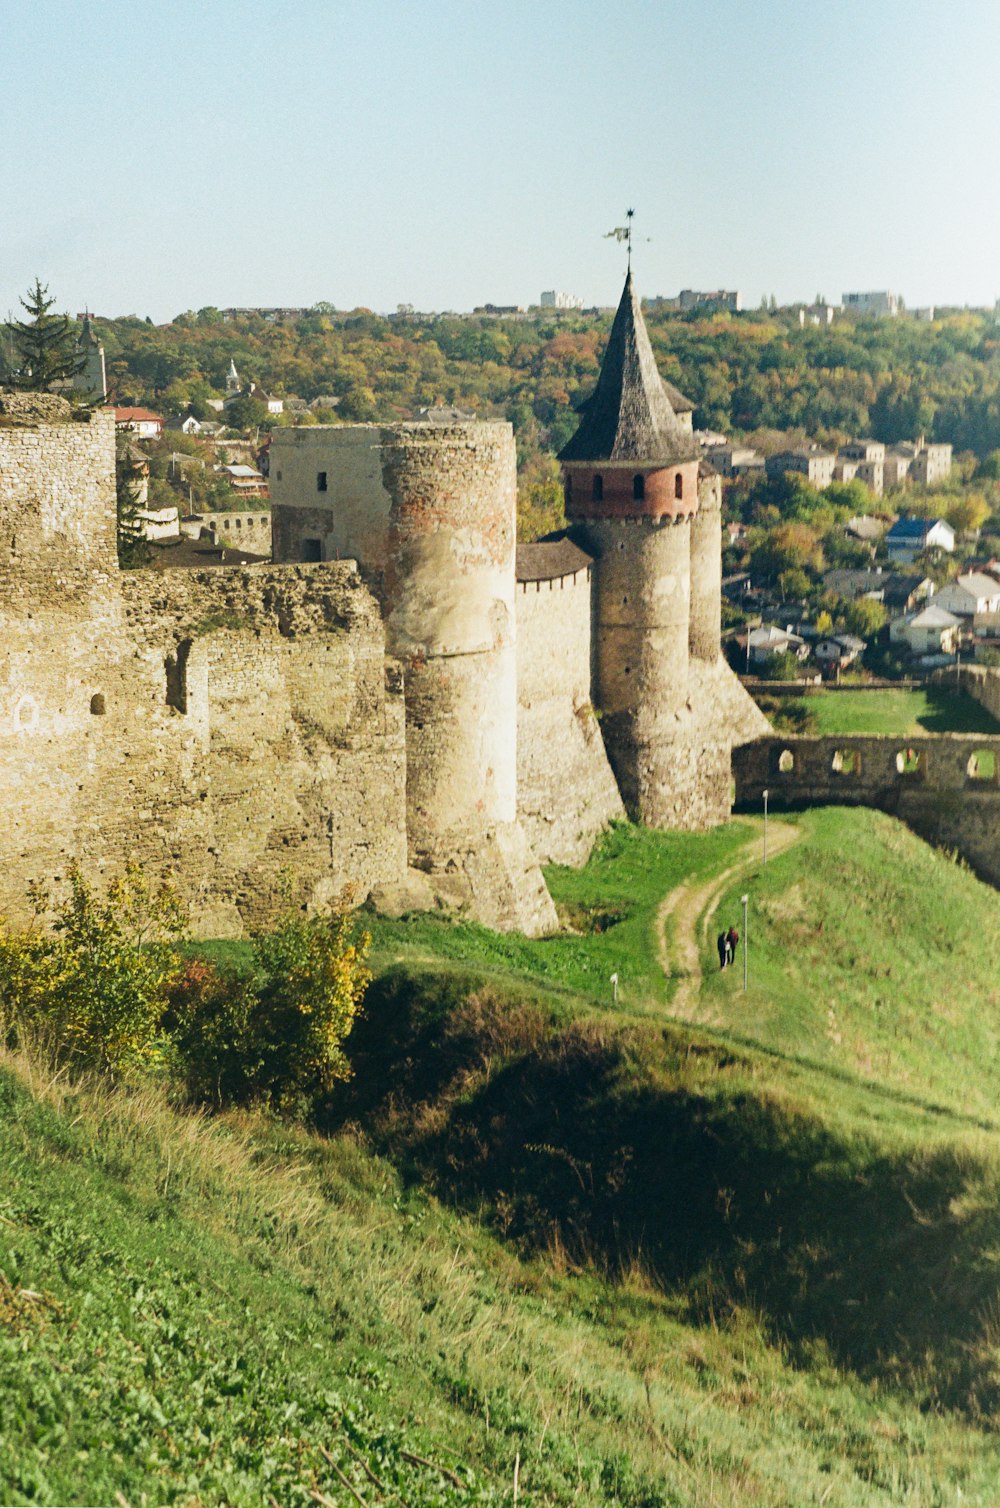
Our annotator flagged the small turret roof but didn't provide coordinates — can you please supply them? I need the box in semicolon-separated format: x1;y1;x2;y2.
558;271;699;466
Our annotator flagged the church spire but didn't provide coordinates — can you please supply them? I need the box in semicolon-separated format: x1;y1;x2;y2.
558;271;698;466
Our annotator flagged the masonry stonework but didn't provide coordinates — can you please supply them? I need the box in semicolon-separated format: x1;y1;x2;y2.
3;271;760;940
515;557;625;864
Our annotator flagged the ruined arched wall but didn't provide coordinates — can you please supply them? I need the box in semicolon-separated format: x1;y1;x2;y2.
516;565;624;864
734;733;1000;887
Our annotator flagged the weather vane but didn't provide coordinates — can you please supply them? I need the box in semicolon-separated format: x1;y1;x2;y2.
604;208;647;270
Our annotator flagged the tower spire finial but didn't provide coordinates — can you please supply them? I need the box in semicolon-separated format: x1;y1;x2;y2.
604;209;645;273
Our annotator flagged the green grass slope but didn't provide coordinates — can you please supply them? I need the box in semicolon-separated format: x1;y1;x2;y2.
798;687;1000;737
6;808;1000;1504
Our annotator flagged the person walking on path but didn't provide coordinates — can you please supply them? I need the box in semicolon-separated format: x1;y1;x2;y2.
717;931;728;970
726;926;739;968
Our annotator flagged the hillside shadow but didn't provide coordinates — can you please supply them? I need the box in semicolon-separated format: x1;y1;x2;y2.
341;967;1000;1415
916;687;1000;734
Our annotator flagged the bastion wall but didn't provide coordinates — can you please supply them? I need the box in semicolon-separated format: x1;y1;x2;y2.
515;560;625;864
0;399;407;935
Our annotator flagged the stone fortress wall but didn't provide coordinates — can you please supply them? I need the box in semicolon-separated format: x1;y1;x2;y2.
0;396;406;934
1;366;760;939
515;549;625;865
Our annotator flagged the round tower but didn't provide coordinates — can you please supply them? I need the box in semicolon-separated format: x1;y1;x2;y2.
689;465;723;661
559;272;703;825
379;422;557;936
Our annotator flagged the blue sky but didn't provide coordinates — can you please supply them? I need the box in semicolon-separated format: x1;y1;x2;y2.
2;0;999;320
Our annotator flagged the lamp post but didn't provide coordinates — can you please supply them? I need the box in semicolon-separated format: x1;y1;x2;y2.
763;788;769;865
741;893;749;992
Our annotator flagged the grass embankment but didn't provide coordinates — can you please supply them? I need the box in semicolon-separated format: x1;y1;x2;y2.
8;810;1000;1503
795;686;1000;737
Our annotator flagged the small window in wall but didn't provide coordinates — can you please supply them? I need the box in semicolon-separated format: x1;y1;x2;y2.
593;474;604;502
90;693;106;716
317;471;328;493
967;748;997;782
633;474;645;501
831;747;861;775
235;517;242;529
896;747;925;777
777;748;795;773
302;538;323;562
674;473;684;500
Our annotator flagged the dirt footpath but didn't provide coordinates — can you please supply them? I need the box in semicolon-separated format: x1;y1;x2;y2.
657;819;801;1023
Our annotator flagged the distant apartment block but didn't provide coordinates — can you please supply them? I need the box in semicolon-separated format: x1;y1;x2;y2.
706;442;765;478
678;289;742;313
883;440;953;490
798;303;837;327
765;447;836;488
539;290;584;310
842;290;900;317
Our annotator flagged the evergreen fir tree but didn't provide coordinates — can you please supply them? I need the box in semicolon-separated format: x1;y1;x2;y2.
116;437;152;568
11;277;83;391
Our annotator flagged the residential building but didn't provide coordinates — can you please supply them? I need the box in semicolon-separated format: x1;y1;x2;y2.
678;289;741;312
889;604;960;657
881;574;935;615
114;407;164;440
933;571;1000;619
539;291;583;310
884;516;955;562
909;442;952;487
747;624;808;667
706;442;765;478
765;447;836;489
814;634;866;673
216;463;269;499
822;568;889;601
798;303;836;327
165;414;205;435
843;291;900;317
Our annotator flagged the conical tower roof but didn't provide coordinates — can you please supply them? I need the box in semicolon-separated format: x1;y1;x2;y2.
558;272;699;466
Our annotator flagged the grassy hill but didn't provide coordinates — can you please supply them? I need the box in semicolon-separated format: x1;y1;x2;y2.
5;809;1000;1504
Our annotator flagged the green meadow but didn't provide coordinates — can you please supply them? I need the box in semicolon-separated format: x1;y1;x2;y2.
6;808;1000;1504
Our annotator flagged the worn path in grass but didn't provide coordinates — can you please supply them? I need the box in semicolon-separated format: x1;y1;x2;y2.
658;818;802;1022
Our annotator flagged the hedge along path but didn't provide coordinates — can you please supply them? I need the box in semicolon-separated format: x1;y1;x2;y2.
657;818;802;1023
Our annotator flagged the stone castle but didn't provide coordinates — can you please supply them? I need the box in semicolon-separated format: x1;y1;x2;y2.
0;275;765;936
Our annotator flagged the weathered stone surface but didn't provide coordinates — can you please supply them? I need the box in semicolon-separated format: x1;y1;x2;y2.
0;409;408;935
367;867;437;918
516;561;624;864
734;730;1000;886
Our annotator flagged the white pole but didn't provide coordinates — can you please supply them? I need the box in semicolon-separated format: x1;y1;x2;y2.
763;788;769;865
610;972;618;1004
741;894;749;992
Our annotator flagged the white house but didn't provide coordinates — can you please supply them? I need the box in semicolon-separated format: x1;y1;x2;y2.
889;604;961;657
747;625;808;668
884;517;955;563
114;407;164;441
933;572;1000;619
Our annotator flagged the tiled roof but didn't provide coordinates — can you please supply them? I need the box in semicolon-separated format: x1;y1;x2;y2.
558;272;699;466
516;536;593;582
